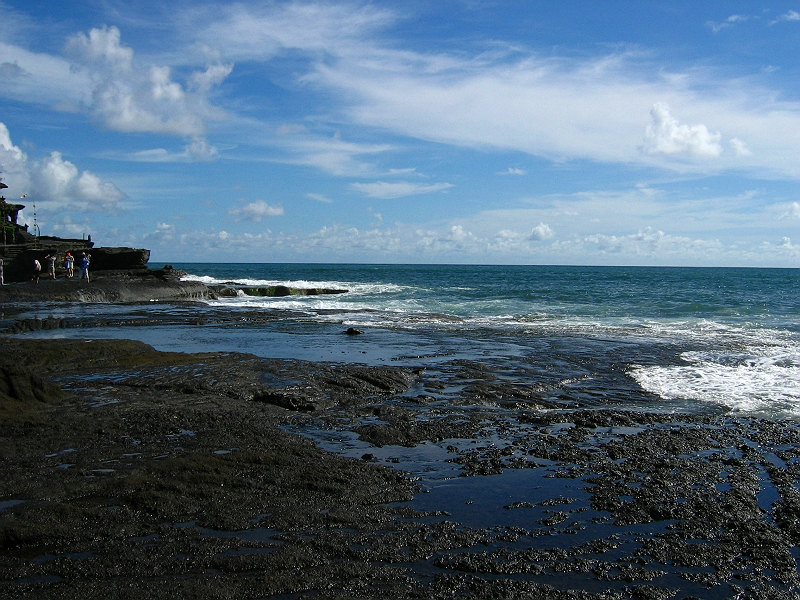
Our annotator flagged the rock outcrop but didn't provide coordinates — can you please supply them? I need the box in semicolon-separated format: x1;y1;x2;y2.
0;265;211;303
211;284;348;298
2;245;150;283
0;265;350;304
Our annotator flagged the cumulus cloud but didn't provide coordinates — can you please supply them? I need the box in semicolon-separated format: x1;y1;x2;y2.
530;222;554;241
642;103;722;158
184;137;220;161
351;181;453;199
66;25;133;69
576;227;728;262
228;200;284;222
64;25;230;140
0;122;125;212
0;122;28;186
447;225;470;242
33;152;124;211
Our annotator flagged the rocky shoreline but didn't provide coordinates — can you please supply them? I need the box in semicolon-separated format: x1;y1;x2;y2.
0;265;347;305
1;281;799;598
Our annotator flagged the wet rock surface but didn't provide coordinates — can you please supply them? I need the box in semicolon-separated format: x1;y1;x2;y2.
0;336;799;598
0;266;349;307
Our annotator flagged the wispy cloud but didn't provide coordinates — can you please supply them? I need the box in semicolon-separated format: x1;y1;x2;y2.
770;10;800;25
351;181;453;199
498;167;526;176
707;14;749;33
273;129;392;177
307;192;333;203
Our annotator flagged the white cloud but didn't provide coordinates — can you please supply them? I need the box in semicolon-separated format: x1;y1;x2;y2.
642;103;722;158
307;192;333;203
274;130;393;177
115;136;219;163
447;224;470;242
770;10;800;25
64;26;230;139
0;122;125;213
0;122;29;190
200;4;789;179
498;167;526;176
530;222;554;241
196;2;395;61
782;202;800;219
184;137;219;161
32;152;125;211
729;137;752;157
189;63;234;93
351;181;453;199
65;25;133;69
7;4;800;180
229;200;284;222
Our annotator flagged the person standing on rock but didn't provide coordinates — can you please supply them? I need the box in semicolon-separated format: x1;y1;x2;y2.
32;258;41;284
0;257;4;285
64;252;74;278
45;253;56;279
79;253;90;282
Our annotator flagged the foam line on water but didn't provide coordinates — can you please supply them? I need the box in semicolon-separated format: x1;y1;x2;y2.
630;345;800;416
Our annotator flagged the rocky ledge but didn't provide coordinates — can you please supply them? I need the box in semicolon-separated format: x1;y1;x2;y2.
0;266;349;304
1;337;799;599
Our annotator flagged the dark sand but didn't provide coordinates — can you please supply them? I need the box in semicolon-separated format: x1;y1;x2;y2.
1;277;799;599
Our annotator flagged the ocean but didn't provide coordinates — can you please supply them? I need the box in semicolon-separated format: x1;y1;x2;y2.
20;263;800;419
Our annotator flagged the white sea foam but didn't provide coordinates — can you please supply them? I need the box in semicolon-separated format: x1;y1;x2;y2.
630;344;800;417
181;273;406;296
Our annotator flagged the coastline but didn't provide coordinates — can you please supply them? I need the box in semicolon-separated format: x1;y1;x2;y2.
1;274;799;598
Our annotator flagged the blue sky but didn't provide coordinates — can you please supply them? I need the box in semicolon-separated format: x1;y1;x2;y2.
1;0;799;266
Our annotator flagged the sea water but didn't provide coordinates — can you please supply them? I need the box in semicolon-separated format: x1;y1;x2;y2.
13;263;800;418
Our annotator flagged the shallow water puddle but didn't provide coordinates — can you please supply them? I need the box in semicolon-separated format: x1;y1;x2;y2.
411;467;594;531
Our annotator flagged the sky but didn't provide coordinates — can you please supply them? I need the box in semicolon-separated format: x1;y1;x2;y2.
1;1;799;266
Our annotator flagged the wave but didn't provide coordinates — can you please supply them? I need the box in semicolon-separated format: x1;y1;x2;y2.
180;273;409;297
629;344;800;417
